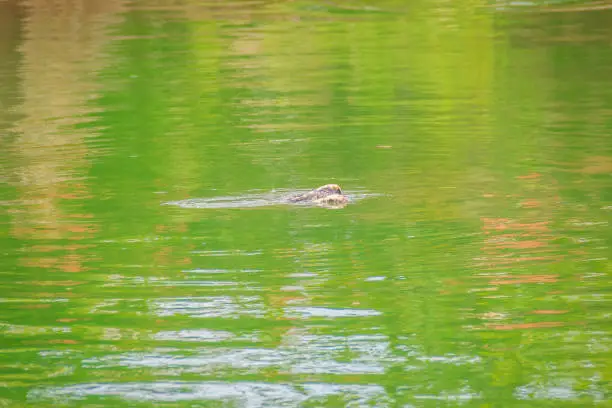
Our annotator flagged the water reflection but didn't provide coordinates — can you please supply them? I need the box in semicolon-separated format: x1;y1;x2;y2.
30;382;391;407
4;0;123;280
1;0;611;407
153;296;267;318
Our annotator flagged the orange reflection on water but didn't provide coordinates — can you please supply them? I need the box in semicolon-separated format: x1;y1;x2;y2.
487;321;564;331
471;171;572;332
6;0;124;274
476;217;559;271
477;170;561;274
530;309;568;315
488;274;558;285
27;280;85;287
581;155;612;174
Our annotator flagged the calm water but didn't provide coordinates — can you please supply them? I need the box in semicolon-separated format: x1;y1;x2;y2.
1;1;611;406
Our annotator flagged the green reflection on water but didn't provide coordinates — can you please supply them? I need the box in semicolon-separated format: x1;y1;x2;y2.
0;1;610;406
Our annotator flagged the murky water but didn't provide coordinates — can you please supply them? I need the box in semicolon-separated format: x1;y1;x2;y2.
1;1;611;406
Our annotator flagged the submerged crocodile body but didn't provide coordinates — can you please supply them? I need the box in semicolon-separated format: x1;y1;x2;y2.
164;184;354;210
286;184;349;208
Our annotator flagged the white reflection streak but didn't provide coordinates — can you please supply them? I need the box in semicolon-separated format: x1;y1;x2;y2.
29;382;390;407
284;306;382;318
152;296;266;318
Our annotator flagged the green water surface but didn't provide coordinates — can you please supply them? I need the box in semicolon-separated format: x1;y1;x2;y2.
1;1;611;406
